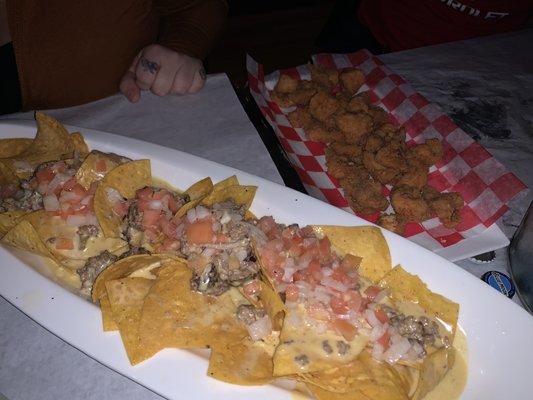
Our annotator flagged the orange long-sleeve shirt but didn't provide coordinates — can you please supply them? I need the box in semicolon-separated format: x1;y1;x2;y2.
6;0;227;111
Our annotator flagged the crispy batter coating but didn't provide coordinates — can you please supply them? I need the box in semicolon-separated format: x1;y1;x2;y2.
309;64;339;88
309;91;340;122
274;74;299;93
367;105;390;126
375;141;408;171
307;123;342;143
342;176;388;214
287;108;313;129
339;68;365;95
375;123;406;144
364;135;385;153
377;214;406;235
325;149;363;180
390;186;431;222
270;91;294;108
287;86;318;106
328;141;363;158
410;138;443;166
335;112;373;144
423;186;464;228
363;150;400;185
346;95;370;113
395;166;428;188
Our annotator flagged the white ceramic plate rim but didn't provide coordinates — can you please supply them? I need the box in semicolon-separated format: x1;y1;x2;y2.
0;121;532;400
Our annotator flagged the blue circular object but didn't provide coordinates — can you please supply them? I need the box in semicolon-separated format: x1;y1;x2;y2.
481;271;515;298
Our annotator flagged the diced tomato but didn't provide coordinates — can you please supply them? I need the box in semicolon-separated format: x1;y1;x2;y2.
364;285;382;301
258;247;279;272
307;260;323;281
152;189;168;201
257;216;277;234
159;238;180;252
344;291;363;312
374;308;389;324
136;186;153;200
285;283;299;302
265;238;284;252
270;266;285;283
62;178;77;191
331;269;352;286
288;239;303;257
144;227;159;242
68;184;87;197
159;217;177;239
113;201;129;217
300;225;315;238
186;219;214;244
55;237;74;250
330;296;349;314
243;280;262;297
340;254;362;272
142;209;161;227
377;331;390;350
318;237;331;261
167;195;181;214
36;168;55;183
332;318;357;341
95;159;107;173
213;233;230;244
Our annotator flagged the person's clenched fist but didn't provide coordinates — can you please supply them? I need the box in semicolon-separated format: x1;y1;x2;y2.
120;44;206;102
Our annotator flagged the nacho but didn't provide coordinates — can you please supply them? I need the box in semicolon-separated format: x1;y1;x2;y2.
75;150;130;189
0;138;32;158
0;210;28;238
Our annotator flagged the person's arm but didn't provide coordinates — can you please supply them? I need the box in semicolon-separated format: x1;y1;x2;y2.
119;0;228;102
155;0;228;60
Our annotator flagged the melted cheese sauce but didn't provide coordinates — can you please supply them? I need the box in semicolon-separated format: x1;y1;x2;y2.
425;327;468;400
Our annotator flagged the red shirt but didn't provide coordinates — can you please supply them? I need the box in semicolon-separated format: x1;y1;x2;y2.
358;0;532;51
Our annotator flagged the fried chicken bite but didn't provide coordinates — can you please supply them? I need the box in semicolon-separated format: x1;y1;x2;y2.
335;112;374;144
287;107;313;129
363;151;401;184
410;138;443;166
423;186;464;228
377;214;406;235
346;95;370;113
328;141;363;158
342;175;388;214
390;186;431;222
364;135;385;153
375;141;408;171
270;91;294;108
367;105;390;126
339;68;365;95
375;123;406;144
307;123;342;144
395;166;428;189
309;91;340;122
325;148;363;180
274;74;299;93
309;64;339;89
287;85;318;106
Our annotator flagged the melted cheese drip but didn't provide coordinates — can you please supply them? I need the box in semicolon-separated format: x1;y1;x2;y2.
424;326;468;400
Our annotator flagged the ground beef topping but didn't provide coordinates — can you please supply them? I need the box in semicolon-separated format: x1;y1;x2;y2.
235;304;266;325
0;180;43;213
77;250;118;297
77;224;99;250
384;306;443;349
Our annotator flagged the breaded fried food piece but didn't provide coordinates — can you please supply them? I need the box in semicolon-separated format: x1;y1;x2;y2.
329;141;363;158
367;105;389;126
287;86;317;106
335;112;373;144
395;166;428;188
363;150;400;184
343;176;388;214
364;135;385;153
309;91;340;122
309;64;339;88
306;123;342;143
274;74;299;93
390;186;431;222
410;138;443;166
270;91;294;108
377;214;406;235
339;68;365;95
287;108;313;129
375;141;408;171
375;123;406;144
346;95;370;113
325;148;363;180
423;186;464;228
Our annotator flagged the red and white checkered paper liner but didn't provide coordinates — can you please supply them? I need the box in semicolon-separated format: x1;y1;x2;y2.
247;50;528;251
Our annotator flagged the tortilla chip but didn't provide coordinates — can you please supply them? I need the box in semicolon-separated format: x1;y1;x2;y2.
92;254;173;302
313;226;391;282
174;177;215;218
0;138;32;158
0;210;29;238
70;132;89;157
94;159;151;237
75;151;124;189
1;218;57;260
412;347;455;400
300;351;411;399
201;185;257;210
273;311;368;376
213;175;239;191
378;266;459;339
99;294;119;331
208;337;274;385
137;261;246;355
259;280;285;331
106;277;155;364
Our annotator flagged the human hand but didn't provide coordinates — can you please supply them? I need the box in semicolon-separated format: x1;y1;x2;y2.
119;44;206;102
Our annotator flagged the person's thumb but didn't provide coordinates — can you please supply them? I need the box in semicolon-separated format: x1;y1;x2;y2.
119;71;141;103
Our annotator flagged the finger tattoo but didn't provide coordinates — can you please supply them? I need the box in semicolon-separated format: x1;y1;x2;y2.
140;58;160;74
199;67;206;80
